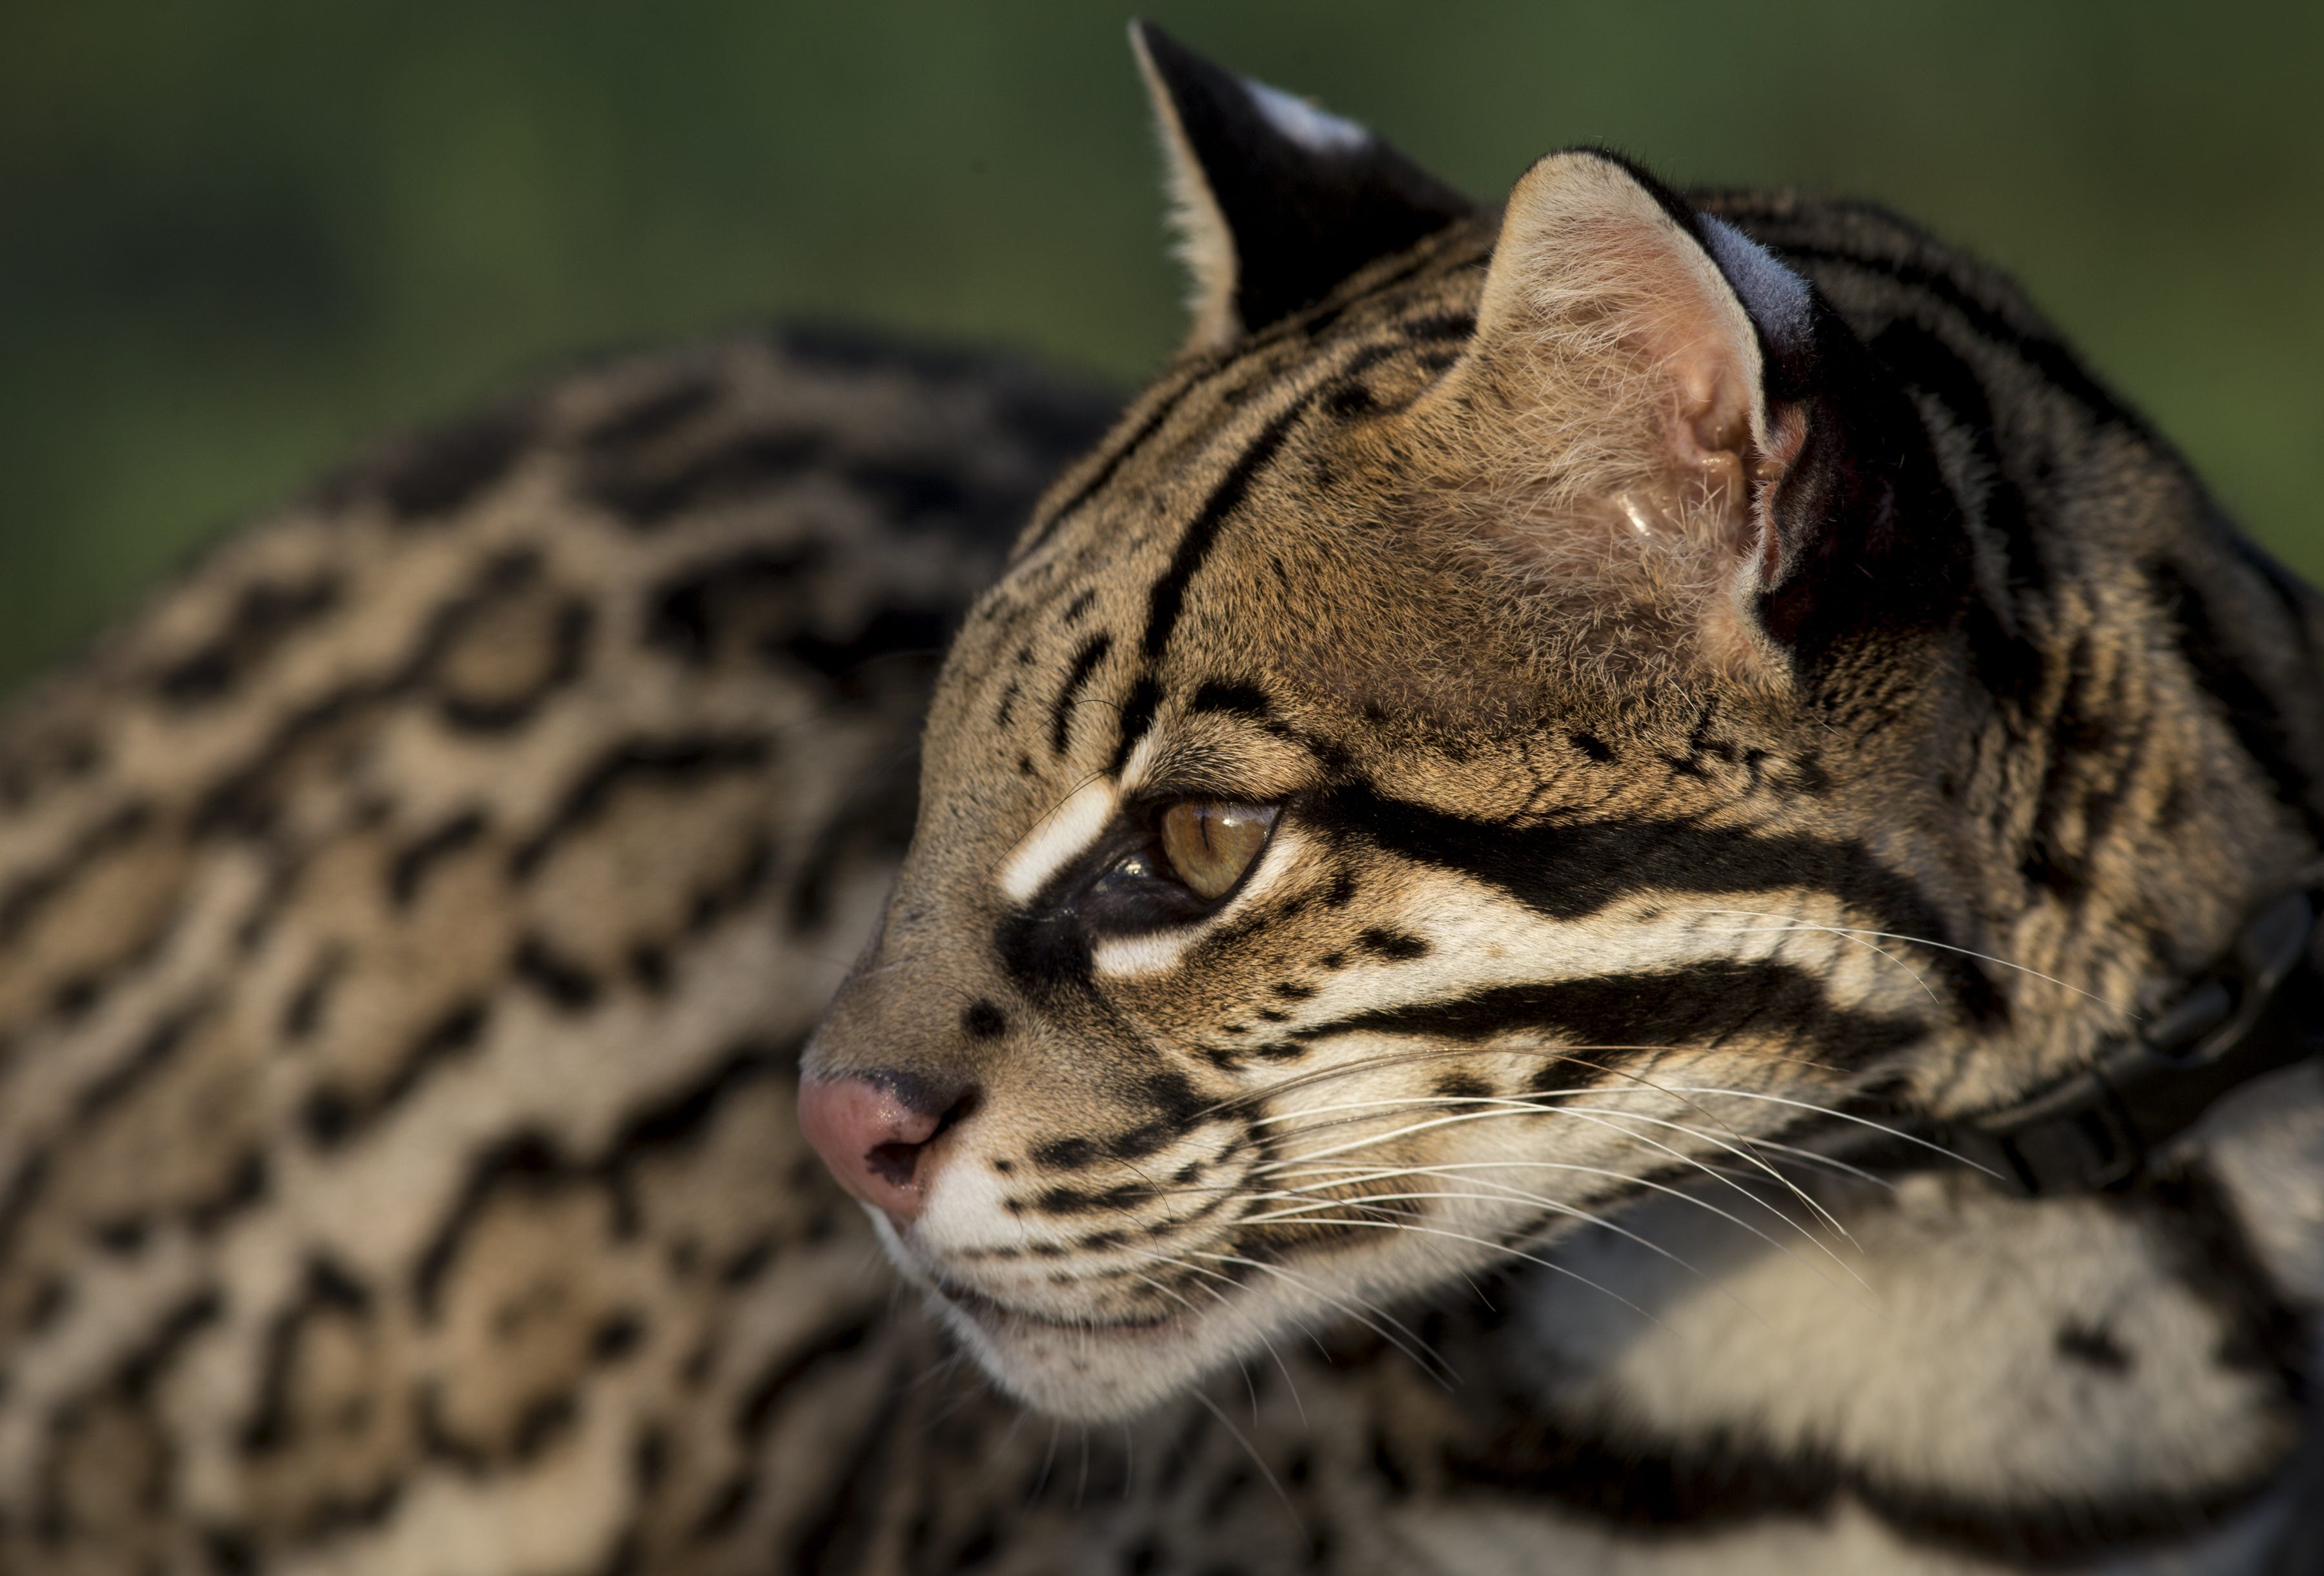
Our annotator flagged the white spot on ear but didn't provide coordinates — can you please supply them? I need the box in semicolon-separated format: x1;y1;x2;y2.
999;779;1119;904
1243;77;1371;154
1699;217;1813;352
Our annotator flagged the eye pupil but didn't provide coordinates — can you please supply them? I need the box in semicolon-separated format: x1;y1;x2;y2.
1158;802;1276;900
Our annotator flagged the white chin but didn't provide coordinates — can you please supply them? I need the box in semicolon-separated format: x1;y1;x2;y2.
932;1291;1221;1422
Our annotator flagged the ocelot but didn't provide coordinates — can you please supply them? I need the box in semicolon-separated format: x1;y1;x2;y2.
3;22;2319;1576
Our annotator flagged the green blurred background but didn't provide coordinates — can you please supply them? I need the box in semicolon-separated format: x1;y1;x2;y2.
5;1;2319;692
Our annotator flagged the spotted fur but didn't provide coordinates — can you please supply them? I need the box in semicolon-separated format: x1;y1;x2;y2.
803;26;2324;1574
5;29;2322;1576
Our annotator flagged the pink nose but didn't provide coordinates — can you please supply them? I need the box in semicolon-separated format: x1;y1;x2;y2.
797;1074;968;1224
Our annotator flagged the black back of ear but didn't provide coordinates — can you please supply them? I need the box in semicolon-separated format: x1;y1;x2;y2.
1132;21;1473;343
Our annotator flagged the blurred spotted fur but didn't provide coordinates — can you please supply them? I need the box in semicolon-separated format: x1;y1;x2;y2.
0;325;1148;1572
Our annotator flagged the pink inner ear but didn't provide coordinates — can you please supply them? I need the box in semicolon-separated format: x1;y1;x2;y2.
1589;213;1761;490
1414;152;1800;680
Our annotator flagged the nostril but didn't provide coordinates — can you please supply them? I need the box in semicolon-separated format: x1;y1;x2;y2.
798;1071;982;1221
862;1087;979;1188
866;1140;922;1189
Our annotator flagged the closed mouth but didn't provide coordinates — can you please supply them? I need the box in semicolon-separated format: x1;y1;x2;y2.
938;1281;1188;1339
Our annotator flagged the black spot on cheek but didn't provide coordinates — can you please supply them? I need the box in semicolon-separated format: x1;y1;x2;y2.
1569;730;1615;763
1271;982;1316;1001
961;1000;1008;1040
1325;870;1360;909
1356;927;1429;961
1431;1072;1494;1100
1034;1137;1101;1171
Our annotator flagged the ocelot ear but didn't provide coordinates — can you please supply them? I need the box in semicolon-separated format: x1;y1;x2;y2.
1420;150;1950;679
1130;21;1474;351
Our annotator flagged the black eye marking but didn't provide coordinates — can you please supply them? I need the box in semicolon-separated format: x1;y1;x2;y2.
961;1000;1008;1040
1356;927;1429;960
995;800;1285;993
1079;803;1278;932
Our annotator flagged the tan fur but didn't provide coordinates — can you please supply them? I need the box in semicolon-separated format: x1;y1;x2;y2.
808;154;2324;1570
1132;27;1243;354
0;70;2315;1574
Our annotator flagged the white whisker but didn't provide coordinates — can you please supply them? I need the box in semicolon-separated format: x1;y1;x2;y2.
1656;1085;2007;1179
1239;1182;1765;1328
1687;906;2121;1011
1188;1249;1454;1385
1690;916;1941;1006
1239;1212;1666;1328
1252;1098;1871;1295
1256;1093;1860;1249
1192;1388;1304;1531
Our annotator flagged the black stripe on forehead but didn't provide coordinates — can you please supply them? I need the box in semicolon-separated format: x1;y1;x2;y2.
1015;368;1207;560
1269;960;1925;1072
1109;341;1407;773
1312;781;2004;1023
1015;232;1487;565
1013;292;1406;565
1140;401;1312;667
1048;632;1114;756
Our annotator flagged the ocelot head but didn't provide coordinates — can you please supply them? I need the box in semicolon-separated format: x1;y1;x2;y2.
800;25;2311;1420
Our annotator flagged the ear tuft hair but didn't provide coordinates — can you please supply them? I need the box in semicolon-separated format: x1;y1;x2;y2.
1129;21;1473;351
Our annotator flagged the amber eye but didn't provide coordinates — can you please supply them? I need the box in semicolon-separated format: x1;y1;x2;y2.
1156;802;1278;900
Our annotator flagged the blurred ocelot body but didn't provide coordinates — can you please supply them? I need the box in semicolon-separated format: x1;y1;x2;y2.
1;26;2318;1576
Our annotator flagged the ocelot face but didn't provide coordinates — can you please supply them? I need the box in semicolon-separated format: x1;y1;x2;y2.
801;30;2032;1422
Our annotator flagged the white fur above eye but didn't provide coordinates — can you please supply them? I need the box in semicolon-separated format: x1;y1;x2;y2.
1243;77;1372;154
998;778;1118;903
